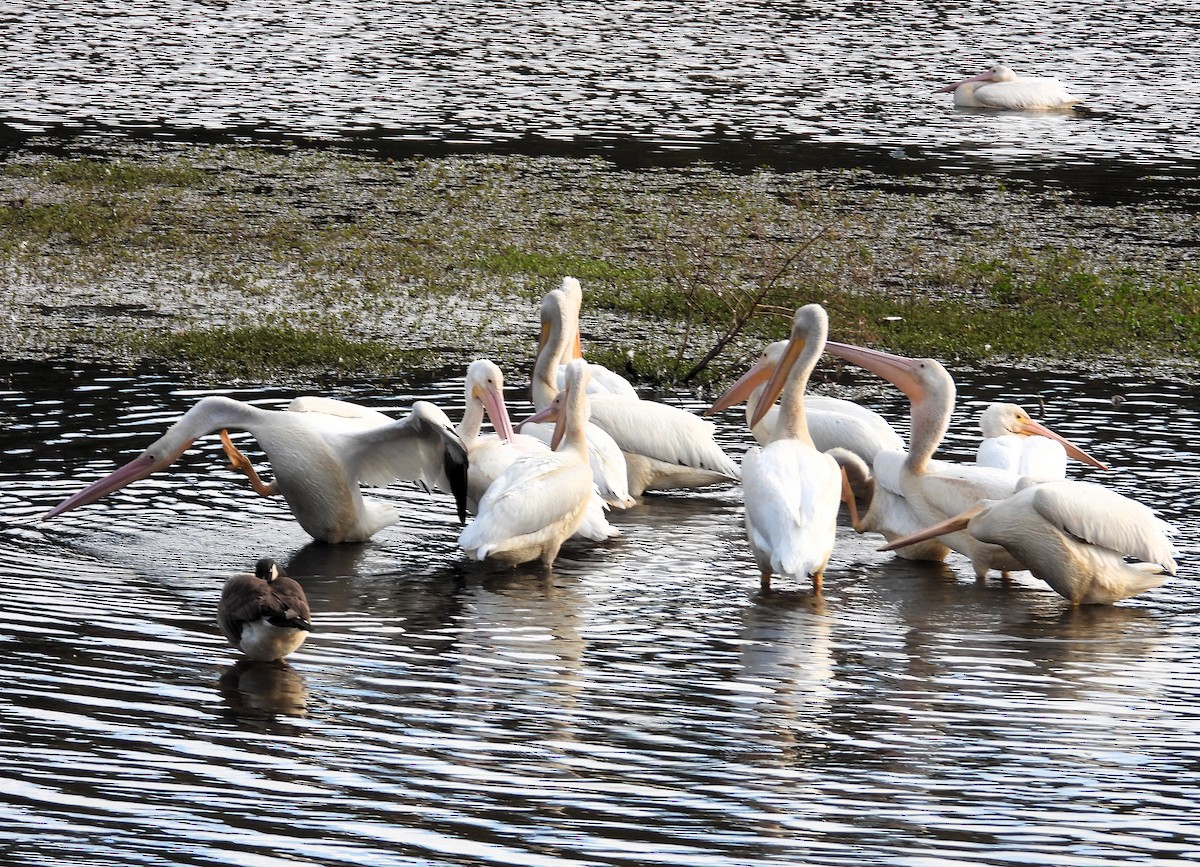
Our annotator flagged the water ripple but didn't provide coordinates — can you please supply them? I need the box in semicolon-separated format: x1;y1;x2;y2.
1;1;1198;184
0;360;1198;864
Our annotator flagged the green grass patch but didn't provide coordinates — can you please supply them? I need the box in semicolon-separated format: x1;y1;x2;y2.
3;157;206;189
134;324;439;380
0;198;153;246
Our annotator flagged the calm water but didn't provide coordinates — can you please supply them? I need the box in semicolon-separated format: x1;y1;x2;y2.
0;359;1197;866
2;1;1199;189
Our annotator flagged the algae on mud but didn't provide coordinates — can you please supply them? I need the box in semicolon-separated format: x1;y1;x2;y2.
2;137;1196;386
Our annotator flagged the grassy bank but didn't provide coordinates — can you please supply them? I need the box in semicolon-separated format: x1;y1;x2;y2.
2;138;1196;385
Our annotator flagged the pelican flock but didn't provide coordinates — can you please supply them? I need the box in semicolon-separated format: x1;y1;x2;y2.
35;277;1179;613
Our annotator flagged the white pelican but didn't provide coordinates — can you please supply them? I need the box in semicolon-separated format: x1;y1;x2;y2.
976;402;1109;480
937;63;1081;110
556;276;640;399
824;341;1105;579
741;305;844;593
459;359;598;568
880;479;1178;605
458;359;537;512
529;288;635;508
42;395;469;544
218;558;312;660
460;358;618;541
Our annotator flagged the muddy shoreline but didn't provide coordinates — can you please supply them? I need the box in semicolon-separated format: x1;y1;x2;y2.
2;135;1196;388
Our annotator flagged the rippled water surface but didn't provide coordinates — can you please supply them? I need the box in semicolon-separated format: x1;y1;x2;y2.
1;359;1197;866
2;1;1199;181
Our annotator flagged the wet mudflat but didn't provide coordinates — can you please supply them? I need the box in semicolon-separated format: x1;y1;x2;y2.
0;358;1196;866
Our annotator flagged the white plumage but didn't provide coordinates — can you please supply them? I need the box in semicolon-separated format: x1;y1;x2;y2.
529;287;636;508
42;395;468;543
938;63;1080;110
741;304;843;592
974;401;1108;480
459;360;602;567
882;479;1177;605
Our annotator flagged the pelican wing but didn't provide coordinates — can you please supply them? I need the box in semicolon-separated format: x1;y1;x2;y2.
1032;482;1178;573
588;398;740;478
743;442;841;578
918;464;1020;519
288;395;395;429
557;362;639;399
334;401;469;520
806;404;905;465
458;455;593;551
977;79;1076;109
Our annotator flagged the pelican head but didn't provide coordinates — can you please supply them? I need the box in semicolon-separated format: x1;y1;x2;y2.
979;402;1109;470
40;397;245;520
750;305;829;430
465;359;517;443
936;62;1016;93
936;61;1012;91
706;341;787;417
824;342;953;411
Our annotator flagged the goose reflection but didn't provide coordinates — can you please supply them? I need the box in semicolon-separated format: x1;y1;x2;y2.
217;659;309;719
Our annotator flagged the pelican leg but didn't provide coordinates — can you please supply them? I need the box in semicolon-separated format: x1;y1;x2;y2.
840;466;861;532
760;572;773;592
220;430;279;497
811;569;824;595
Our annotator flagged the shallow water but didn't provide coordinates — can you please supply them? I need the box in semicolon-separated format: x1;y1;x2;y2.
0;359;1197;865
2;1;1199;190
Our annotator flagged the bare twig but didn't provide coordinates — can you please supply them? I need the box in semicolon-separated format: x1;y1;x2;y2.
679;225;828;382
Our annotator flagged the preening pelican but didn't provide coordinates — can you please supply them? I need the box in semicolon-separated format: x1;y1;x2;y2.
218;558;312;660
43;395;469;544
556;276;639;399
458;359;540;512
824;342;1104;578
459;359;598;567
529;288;634;508
739;305;844;593
880;479;1177;605
937;63;1080;110
531;289;738;497
975;402;1109;481
461;358;618;541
